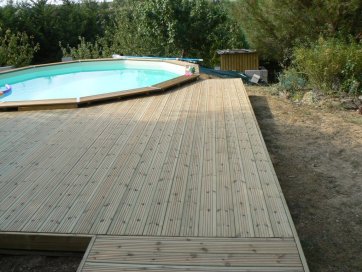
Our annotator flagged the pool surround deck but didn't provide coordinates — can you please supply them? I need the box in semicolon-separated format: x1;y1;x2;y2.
0;79;309;271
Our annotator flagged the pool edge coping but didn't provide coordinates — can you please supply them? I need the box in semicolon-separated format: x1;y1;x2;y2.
0;58;199;111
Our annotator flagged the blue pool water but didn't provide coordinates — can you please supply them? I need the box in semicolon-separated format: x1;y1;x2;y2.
0;60;183;102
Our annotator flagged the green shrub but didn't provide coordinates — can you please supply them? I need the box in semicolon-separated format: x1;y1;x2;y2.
278;68;307;93
60;36;111;60
0;28;39;67
293;38;362;95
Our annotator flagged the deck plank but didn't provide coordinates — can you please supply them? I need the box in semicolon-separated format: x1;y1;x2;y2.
161;83;201;236
0;108;95;192
81;236;303;271
107;86;182;235
222;81;254;237
226;80;274;237
29;101;135;232
88;92;173;234
214;80;235;237
115;85;187;235
0;105;114;230
179;83;207;236
62;98;154;234
234;80;293;237
0;110;82;195
0;79;307;271
74;95;163;234
198;80;217;236
142;87;194;236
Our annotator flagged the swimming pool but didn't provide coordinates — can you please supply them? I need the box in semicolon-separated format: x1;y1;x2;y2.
0;59;198;110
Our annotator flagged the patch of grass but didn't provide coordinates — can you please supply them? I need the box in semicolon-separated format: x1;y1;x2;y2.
344;115;362;125
291;91;305;102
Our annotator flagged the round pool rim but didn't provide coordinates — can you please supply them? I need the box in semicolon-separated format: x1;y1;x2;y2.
0;58;199;111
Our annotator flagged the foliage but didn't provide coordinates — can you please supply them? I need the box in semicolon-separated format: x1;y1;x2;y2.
278;68;307;93
60;36;111;59
232;0;362;62
0;28;39;67
105;0;247;66
0;0;112;63
293;38;362;95
1;0;247;66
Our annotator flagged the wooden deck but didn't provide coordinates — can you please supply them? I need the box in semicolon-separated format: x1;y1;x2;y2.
0;79;308;271
82;236;303;271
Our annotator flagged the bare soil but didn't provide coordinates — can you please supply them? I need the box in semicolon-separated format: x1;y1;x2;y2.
0;254;81;272
247;85;362;272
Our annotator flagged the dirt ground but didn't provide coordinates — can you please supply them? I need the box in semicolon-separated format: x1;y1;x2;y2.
247;85;362;272
0;254;81;272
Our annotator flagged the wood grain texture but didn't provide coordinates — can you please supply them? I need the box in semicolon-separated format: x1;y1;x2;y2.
81;236;304;271
0;79;308;271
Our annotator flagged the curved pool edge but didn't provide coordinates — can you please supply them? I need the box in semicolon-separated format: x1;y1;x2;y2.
0;59;199;111
0;74;199;111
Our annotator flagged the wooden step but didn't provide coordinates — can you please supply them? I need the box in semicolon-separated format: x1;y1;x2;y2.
80;236;304;272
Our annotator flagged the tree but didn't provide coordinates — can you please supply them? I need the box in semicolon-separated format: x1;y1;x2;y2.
232;0;362;62
0;0;113;63
0;28;39;67
106;0;247;66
